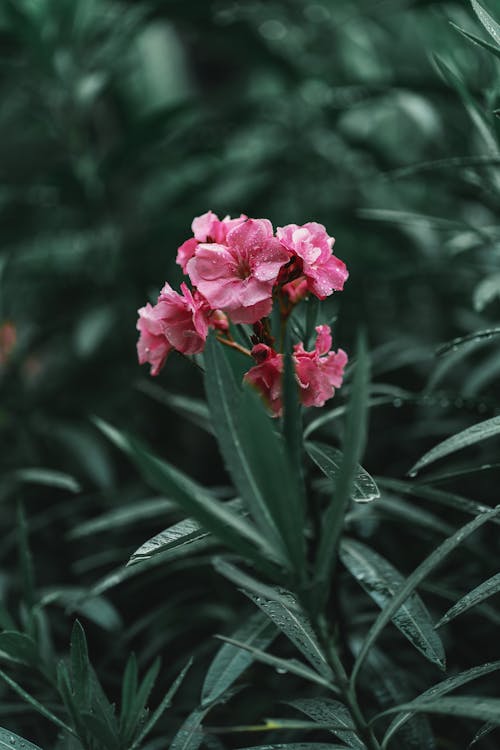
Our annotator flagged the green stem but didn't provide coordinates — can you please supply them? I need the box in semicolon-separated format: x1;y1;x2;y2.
316;616;382;750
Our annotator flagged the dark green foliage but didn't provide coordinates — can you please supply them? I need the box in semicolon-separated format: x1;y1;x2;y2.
3;0;500;748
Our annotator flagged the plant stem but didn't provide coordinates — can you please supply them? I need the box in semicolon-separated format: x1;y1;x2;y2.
215;335;251;357
316;616;382;750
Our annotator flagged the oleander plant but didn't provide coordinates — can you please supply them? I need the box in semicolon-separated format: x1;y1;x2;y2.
2;0;500;748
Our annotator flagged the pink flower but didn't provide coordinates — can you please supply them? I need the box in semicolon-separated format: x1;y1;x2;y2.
136;303;173;376
282;276;309;304
157;282;210;354
244;324;347;414
294;325;348;408
176;238;198;274
176;211;247;272
244;344;284;417
186;218;290;324
137;283;211;375
277;222;348;299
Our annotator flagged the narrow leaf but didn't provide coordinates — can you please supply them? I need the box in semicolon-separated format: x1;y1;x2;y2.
238;385;306;578
215;637;335;691
170;706;210;750
245;590;334;680
471;0;500;47
12;469;81;493
0;728;43;750
204;336;285;555
351;505;500;686
237;743;350;749
95;418;279;572
129;518;208;565
214;558;290;605
340;539;445;669
0;668;74;735
70;621;91;708
410;416;500;475
0;632;38;668
131;659;192;749
450;21;500;60
290;698;365;750
314;335;370;600
382;660;500;748
376;696;500;725
437;572;500;627
202;612;276;706
307;442;379;503
377;478;500;526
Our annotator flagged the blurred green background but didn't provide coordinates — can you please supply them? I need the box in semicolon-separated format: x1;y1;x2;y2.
2;0;500;745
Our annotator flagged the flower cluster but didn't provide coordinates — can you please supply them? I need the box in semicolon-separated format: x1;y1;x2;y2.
137;211;348;415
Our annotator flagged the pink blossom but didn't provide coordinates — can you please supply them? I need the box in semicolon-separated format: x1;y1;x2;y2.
277;222;348;299
186;218;290;324
282;276;309;304
137;283;211;375
157;282;210;354
294;325;348;408
244;324;347;414
244;344;284;416
176;238;198;274
176;211;247;272
136;303;173;376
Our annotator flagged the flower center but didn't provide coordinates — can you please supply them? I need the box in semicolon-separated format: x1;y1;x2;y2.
236;258;252;280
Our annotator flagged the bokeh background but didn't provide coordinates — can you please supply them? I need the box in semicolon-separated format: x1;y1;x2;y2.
2;0;500;746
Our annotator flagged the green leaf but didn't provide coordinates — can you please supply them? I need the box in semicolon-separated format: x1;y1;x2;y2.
121;659;160;744
17;501;35;612
437;572;500;627
314;335;370;602
207;334;307;576
356;645;434;749
377;478;500;526
282;330;305;503
0;668;74;736
436;327;500;356
307;442;379;503
95;418;279;573
136;382;213;434
410;416;500;475
0;727;43;750
128;517;208;565
244;590;333;681
12;468;81;493
0;632;38;668
290;698;365;750
213;558;290;608
70;621;91;709
450;21;500;61
204;335;286;556
351;505;500;686
69;498;174;538
433;54;499;155
120;653;138;738
238;385;306;579
375;696;500;726
471;0;500;47
215;636;335;692
340;539;445;669
88;668;119;742
131;659;192;749
237;745;349;749
350;494;452;537
470;720;497;745
170;706;210;750
382;660;500;748
202;612;276;706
